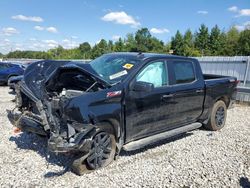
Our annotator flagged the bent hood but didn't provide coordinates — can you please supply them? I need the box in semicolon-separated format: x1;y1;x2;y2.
23;60;110;100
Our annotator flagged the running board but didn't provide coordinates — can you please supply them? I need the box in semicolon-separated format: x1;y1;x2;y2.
123;122;202;151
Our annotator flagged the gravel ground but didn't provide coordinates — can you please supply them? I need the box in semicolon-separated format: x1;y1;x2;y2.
0;86;249;188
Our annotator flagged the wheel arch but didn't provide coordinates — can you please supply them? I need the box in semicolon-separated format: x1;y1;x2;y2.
8;74;18;79
96;119;121;141
7;74;18;83
216;95;230;108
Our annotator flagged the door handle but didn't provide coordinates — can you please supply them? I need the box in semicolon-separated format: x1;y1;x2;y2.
162;94;174;98
196;89;204;93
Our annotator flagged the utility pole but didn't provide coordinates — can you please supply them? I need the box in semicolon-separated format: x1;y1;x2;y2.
70;36;73;58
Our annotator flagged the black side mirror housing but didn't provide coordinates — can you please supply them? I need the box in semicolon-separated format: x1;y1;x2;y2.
132;81;154;92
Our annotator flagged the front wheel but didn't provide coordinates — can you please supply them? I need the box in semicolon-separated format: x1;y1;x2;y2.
204;100;227;131
71;129;116;175
86;132;116;169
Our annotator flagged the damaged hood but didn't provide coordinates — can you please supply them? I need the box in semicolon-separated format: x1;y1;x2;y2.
23;60;71;99
23;60;110;100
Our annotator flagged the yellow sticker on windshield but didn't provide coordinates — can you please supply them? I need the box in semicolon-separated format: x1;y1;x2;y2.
123;63;134;69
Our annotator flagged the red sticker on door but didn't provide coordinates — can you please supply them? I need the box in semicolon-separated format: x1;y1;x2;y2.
107;90;122;97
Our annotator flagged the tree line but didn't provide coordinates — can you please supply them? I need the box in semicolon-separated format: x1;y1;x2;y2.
3;24;250;60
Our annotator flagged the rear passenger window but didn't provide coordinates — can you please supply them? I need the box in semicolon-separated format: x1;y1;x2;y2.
173;61;195;84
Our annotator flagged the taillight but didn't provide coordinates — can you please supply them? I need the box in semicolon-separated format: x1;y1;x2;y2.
229;79;240;85
235;80;240;92
235;80;240;85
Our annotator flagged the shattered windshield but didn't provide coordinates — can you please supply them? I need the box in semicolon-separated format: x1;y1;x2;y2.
90;54;140;84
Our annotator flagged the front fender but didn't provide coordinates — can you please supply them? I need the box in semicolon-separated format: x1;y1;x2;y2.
63;89;123;139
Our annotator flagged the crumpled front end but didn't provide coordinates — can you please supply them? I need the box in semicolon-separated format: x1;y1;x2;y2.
8;82;96;153
7;60;110;153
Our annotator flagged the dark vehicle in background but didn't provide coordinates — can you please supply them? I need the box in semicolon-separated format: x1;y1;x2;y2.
7;53;238;175
8;75;24;90
0;62;25;85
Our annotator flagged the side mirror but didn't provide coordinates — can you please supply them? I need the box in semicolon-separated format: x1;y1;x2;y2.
132;81;154;92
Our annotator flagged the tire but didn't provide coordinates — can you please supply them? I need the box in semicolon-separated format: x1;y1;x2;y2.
71;123;116;175
204;100;227;131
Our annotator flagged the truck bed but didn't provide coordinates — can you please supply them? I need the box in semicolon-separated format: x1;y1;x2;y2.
200;73;238;122
204;74;237;88
203;74;234;80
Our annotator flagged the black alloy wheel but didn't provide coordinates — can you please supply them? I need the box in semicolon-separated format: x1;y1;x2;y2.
215;106;225;127
86;132;113;169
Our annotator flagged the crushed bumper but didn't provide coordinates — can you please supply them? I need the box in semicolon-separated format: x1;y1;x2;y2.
7;109;95;153
7;109;47;136
47;127;94;153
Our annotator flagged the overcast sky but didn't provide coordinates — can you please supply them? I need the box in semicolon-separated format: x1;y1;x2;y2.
0;0;249;54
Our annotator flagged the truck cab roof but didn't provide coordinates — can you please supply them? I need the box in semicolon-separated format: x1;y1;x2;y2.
105;52;197;62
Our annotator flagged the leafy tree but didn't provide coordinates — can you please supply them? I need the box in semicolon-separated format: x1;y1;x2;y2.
114;38;124;52
98;39;108;51
164;43;172;54
223;27;240;56
238;29;250;55
79;42;91;59
195;24;210;55
107;40;114;52
6;50;52;59
79;42;91;52
3;25;250;59
182;29;200;56
47;45;64;59
135;28;152;52
171;30;184;55
209;25;223;55
90;39;109;58
124;33;137;52
149;37;165;53
217;31;227;55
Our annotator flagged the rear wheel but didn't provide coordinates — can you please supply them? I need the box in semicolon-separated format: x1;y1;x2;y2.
204;100;227;131
71;124;116;175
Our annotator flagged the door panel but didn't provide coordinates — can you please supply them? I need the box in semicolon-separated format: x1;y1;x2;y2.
125;86;174;142
168;60;204;126
125;60;175;142
125;59;205;143
170;87;204;126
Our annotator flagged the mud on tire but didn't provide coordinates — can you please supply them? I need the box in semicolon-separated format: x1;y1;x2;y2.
204;100;227;131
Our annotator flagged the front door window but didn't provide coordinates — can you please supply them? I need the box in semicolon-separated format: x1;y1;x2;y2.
136;61;168;88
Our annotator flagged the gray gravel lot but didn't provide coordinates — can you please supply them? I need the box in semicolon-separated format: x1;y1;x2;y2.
0;86;249;188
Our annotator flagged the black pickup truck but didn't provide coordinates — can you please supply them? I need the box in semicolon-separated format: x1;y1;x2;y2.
7;53;238;175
